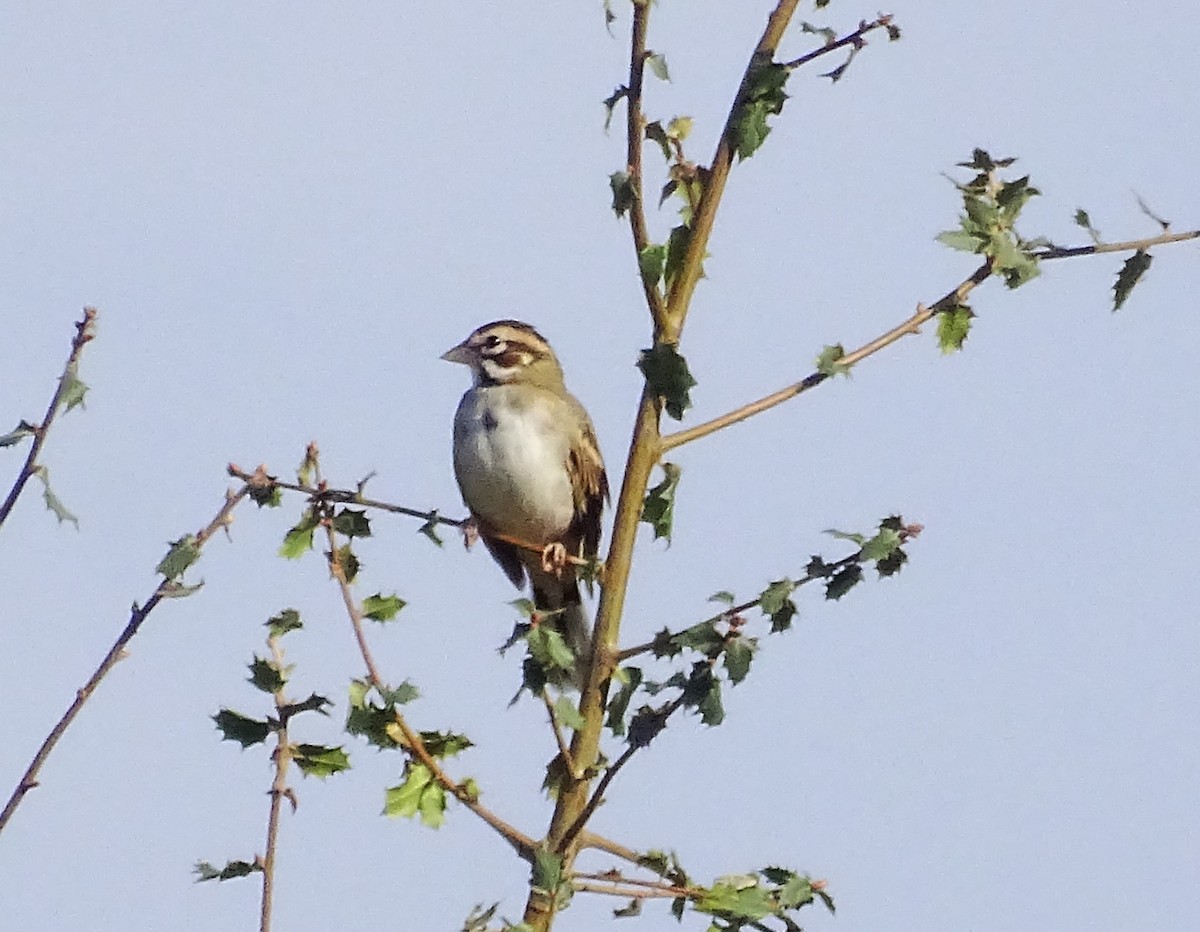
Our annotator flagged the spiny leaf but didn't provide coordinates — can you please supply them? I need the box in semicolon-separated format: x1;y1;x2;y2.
646;51;670;82
640;462;681;543
33;466;78;528
363;592;406;622
815;344;848;377
526;625;577;677
602;85;628;132
637;344;696;421
58;362;89;413
329;543;360;583
605;666;643;737
729;56;790;161
248;656;286;694
212;709;271;748
876;547;908;577
644;121;671;161
157;534;200;579
708;590;736;606
639;243;667;288
1073;208;1101;244
332;507;371;538
1113;250;1152;311
418;512;444;547
825;564;863;601
194;860;260;882
553;694;585;731
724;636;756;685
265;608;303;637
384;762;435;819
0;421;35;448
292;743;350;778
936;304;973;353
860;527;902;562
670;620;724;656
279;507;318;559
759;579;797;633
609;170;636;218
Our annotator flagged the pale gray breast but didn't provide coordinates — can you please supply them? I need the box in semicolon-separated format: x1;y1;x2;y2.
452;384;576;542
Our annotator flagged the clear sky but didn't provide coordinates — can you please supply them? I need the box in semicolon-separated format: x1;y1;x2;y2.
2;3;1197;930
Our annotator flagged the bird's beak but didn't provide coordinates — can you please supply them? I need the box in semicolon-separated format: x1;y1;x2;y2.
440;342;472;365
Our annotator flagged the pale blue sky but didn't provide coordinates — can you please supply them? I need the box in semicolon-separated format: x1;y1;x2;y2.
2;3;1197;930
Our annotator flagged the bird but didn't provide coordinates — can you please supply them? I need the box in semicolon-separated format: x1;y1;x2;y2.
442;320;608;688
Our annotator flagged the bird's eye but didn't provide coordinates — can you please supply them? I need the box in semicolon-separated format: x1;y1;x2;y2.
483;334;504;352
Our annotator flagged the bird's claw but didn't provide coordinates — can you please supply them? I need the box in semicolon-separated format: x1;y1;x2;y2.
541;541;568;575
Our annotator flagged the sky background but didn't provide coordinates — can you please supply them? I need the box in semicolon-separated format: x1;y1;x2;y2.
2;2;1197;930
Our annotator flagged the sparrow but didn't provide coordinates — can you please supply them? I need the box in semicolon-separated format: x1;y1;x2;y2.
442;320;608;687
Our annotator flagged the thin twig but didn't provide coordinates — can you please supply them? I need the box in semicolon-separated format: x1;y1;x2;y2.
543;690;581;779
572;878;689;900
0;307;98;530
577;831;644;866
260;633;294;932
312;459;537;860
626;0;667;330
660;224;1198;452
781;15;896;71
0;482;249;834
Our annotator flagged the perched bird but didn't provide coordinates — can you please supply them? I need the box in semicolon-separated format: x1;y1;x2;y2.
442;320;608;686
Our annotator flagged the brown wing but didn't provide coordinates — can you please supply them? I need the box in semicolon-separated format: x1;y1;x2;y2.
565;401;609;562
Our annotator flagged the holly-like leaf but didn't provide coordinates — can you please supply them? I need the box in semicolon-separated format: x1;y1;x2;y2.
646;51;670;82
759;579;797;633
213;709;271;748
1113;250;1152;311
662;223;694;291
329;543;360;583
292;743;350;778
638;344;696;421
602;84;628;132
708;590;736;606
58;362;89;413
605;666;643;736
247;479;281;508
815;344;848;377
279;507;318;559
157;534;200;579
418;512;444;547
723;635;757;685
936;229;984;253
33;466;78;527
332;507;371;538
825;564;863;601
670;620;724;656
876;547;908;577
384;762;438;822
526;626;577;678
640;462;681;543
553;694;585;731
609;170;636;218
363;592;406;622
194;860;260;882
729;57;790;161
937;303;973;353
639;243;667;288
0;421;35;448
265;608;303;637
860;527;902;562
696;877;772;921
248;656;286;694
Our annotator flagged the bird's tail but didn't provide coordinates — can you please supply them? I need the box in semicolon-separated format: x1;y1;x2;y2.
532;575;593;690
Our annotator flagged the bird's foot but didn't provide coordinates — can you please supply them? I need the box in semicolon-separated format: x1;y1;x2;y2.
541;541;568;576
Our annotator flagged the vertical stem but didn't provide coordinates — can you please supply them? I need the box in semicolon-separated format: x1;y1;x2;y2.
260;635;293;932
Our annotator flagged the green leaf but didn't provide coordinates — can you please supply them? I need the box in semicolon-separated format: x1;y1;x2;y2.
824;528;865;545
33;466;78;528
876;547;908;577
345;681;401;749
419;730;474;759
815;344;848;377
161;579;204;599
696;876;773;921
602;85;628;132
1073;208;1101;244
936;303;974;353
1113;250;1152;311
640;462;682;543
247;657;286;694
527;626;577;677
639;243;667;288
332;507;372;538
609;170;636;218
825;565;863;601
724;636;756;685
708;590;736;606
362;592;406;622
292;743;350;778
279;507;318;559
646;51;670;81
800;21;838;44
758;579;795;616
670;620;724;656
860;527;902;562
157;534;200;579
384;762;433;818
265;608;303;637
662;223;694;292
637;344;696;421
194;860;260;882
247;480;282;508
666;116;693;141
644;121;671;160
728;57;790;161
532;848;563;894
605;666;643;736
418;512;444;547
0;421;35;448
936;229;984;253
58;362;89;413
212;709;271;748
553;694;585;731
330;543;360;583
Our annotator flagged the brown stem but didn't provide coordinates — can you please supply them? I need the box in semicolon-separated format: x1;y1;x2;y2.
781;15;896;71
0;483;249;834
0;307;98;530
260;634;293;932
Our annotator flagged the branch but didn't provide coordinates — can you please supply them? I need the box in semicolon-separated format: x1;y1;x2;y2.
0;307;98;531
0;482;249;834
660;224;1199;452
260;633;295;932
312;456;536;861
543;690;581;779
781;15;897;71
577;831;645;866
625;0;668;330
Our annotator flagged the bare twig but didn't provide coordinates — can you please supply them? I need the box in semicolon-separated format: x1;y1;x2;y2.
0;307;98;530
573;874;691;900
310;450;536;860
660;224;1199;452
781;15;896;71
577;831;644;865
0;482;249;834
543;690;581;779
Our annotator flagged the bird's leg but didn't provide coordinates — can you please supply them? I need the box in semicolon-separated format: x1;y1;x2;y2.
540;541;568;576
